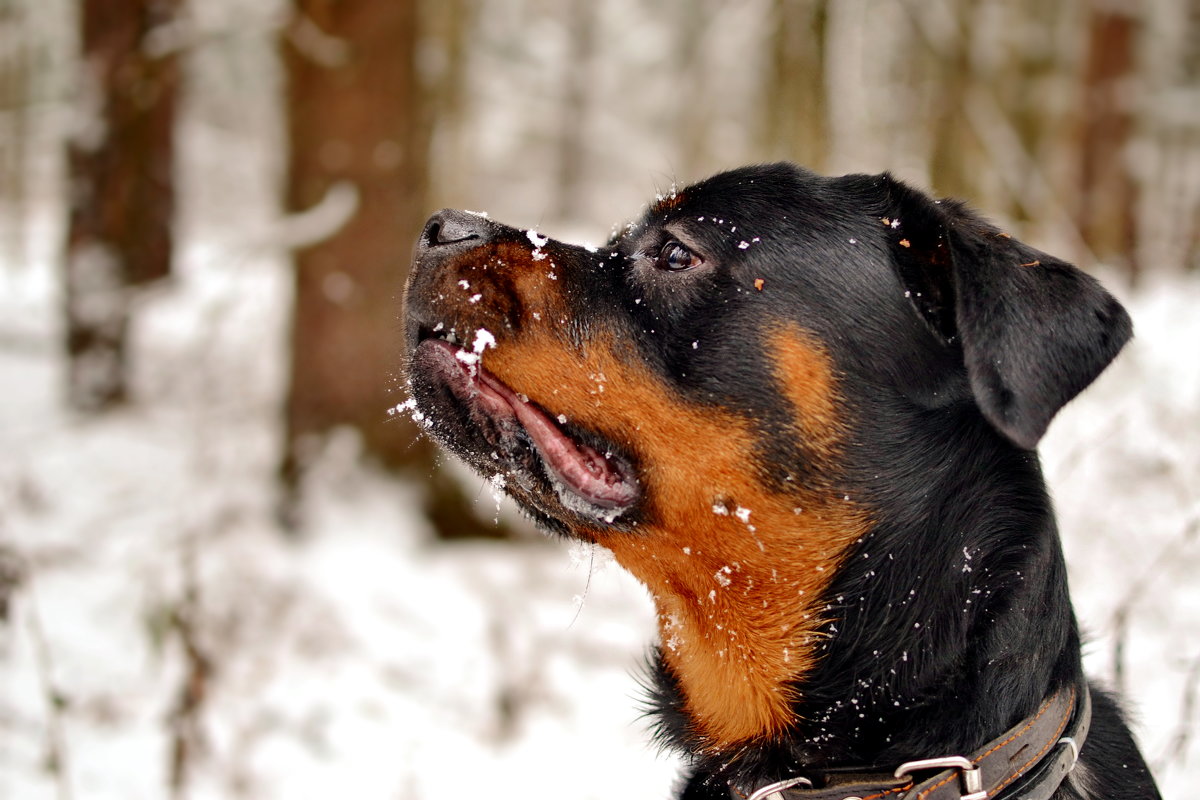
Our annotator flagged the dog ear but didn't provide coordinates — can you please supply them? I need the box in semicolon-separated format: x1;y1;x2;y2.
883;177;1132;450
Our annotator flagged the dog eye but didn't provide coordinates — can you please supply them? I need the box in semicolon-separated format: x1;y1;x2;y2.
657;240;702;272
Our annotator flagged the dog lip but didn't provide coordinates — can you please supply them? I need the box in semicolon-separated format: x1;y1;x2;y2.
414;338;640;513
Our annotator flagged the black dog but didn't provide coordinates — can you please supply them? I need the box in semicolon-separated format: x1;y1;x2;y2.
404;163;1161;800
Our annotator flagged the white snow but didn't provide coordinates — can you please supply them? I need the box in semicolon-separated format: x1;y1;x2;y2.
269;181;360;251
472;328;497;354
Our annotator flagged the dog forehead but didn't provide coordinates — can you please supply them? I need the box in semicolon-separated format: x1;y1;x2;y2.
643;164;834;221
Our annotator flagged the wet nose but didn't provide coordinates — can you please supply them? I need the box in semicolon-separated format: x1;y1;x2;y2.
416;209;493;256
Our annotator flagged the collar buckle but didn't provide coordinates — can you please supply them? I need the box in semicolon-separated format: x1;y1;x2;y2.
894;756;987;800
745;776;813;800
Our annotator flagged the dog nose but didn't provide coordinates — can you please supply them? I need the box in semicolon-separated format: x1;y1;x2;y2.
417;209;492;255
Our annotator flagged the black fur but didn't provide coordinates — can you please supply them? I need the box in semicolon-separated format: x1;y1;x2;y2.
404;164;1160;799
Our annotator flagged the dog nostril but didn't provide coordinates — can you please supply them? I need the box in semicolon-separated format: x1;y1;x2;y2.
423;220;443;246
421;210;488;249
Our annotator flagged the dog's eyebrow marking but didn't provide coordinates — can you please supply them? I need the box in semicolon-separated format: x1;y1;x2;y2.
649;188;688;217
482;324;868;749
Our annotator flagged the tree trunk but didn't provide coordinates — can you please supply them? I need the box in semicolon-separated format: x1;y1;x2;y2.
64;0;180;410
762;0;828;170
1077;4;1139;278
282;0;508;539
0;1;29;264
552;0;596;224
921;0;980;202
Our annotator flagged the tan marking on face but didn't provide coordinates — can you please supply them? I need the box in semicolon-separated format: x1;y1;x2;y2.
419;241;571;335
770;328;844;463
482;324;869;750
649;190;688;216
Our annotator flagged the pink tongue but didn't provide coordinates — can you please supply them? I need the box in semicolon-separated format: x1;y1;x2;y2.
475;371;637;508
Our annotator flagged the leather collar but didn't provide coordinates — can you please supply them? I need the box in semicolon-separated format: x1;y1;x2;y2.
734;684;1091;800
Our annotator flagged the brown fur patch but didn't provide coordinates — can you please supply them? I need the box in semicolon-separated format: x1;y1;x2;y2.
771;328;844;461
649;190;688;216
481;324;869;750
420;241;573;336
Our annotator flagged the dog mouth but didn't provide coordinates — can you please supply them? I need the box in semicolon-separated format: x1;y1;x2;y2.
410;336;641;522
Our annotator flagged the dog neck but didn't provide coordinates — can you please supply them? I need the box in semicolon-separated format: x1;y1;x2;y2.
644;421;1083;793
604;492;872;750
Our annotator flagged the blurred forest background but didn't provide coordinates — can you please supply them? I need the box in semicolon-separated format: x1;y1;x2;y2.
1;1;1198;799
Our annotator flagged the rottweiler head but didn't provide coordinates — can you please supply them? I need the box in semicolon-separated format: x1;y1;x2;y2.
403;163;1130;749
